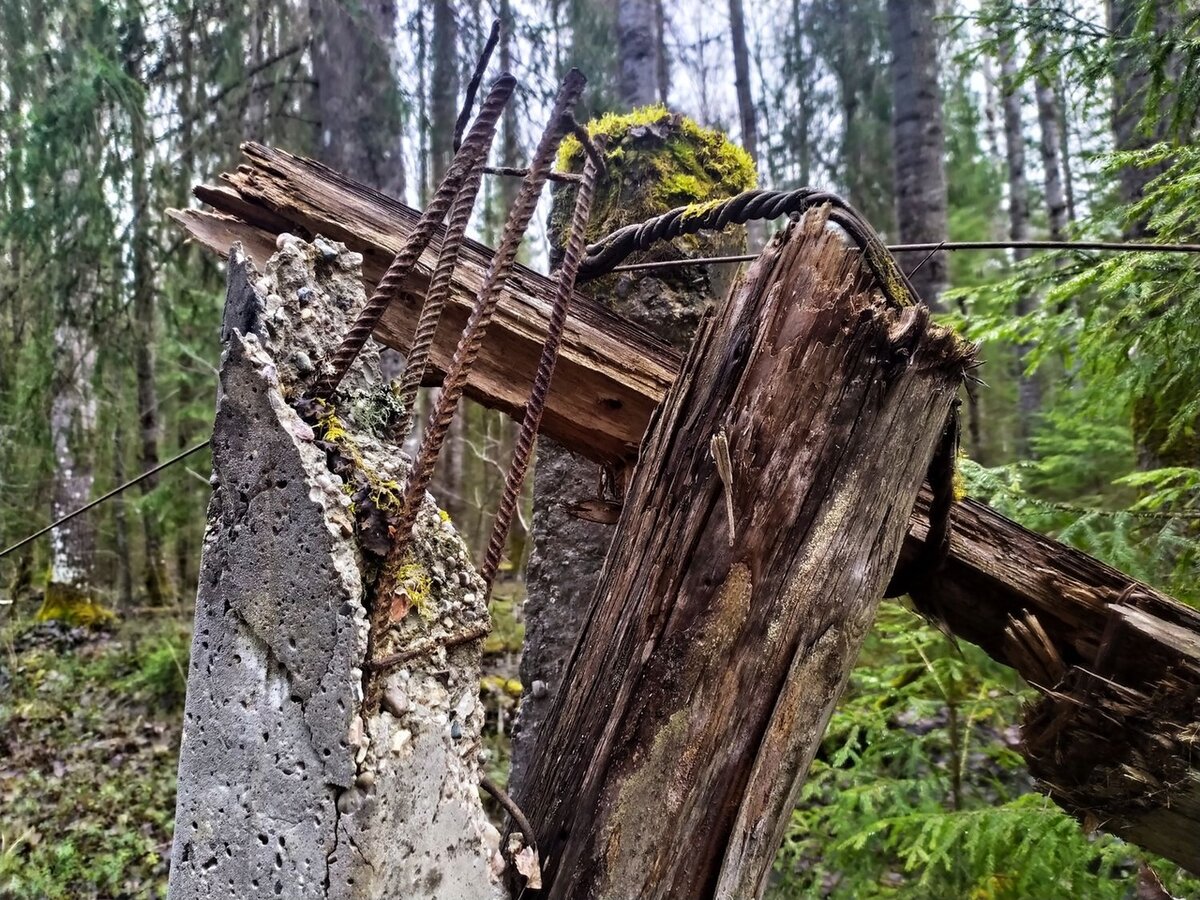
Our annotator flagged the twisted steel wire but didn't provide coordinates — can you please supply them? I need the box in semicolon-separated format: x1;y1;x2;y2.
576;187;922;308
480;152;600;592
371;68;587;649
311;74;515;399
389;161;486;440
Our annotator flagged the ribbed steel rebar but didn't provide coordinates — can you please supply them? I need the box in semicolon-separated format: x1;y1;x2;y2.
389;161;486;440
368;69;586;665
480;152;599;592
387;69;586;550
311;74;514;398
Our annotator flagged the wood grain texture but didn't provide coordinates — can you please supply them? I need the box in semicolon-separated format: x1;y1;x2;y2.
902;492;1200;874
516;213;970;899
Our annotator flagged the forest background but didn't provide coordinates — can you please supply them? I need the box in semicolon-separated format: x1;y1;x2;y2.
2;0;1200;896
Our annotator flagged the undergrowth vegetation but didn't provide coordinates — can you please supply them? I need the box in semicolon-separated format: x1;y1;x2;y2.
769;606;1200;898
0;616;188;898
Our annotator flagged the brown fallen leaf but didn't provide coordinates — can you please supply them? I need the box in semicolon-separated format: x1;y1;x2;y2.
515;845;542;890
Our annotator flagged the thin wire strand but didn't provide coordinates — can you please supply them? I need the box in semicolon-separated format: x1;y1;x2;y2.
603;240;1200;275
0;441;211;563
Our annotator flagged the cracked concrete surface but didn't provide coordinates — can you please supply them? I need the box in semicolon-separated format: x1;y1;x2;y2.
168;240;502;899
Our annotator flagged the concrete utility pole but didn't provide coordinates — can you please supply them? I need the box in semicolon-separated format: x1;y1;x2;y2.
168;240;503;899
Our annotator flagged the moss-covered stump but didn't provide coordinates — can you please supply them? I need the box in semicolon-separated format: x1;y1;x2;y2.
552;105;756;343
511;110;757;796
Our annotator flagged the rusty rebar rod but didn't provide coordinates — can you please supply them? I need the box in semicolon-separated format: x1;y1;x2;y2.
479;152;600;592
389;161;487;440
388;70;587;547
363;69;587;704
310;74;514;398
453;18;501;154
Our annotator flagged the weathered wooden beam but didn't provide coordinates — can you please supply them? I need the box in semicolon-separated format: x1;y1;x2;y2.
901;491;1200;874
171;144;1200;874
515;213;970;898
171;142;677;467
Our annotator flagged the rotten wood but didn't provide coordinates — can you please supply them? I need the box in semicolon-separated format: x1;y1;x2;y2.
514;213;969;898
901;492;1200;874
172;144;1200;875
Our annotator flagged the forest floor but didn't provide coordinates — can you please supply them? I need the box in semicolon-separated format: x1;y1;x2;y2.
0;613;187;898
0;583;525;899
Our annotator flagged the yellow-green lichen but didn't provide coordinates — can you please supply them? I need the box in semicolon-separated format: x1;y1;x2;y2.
481;674;523;698
387;557;436;622
314;407;405;511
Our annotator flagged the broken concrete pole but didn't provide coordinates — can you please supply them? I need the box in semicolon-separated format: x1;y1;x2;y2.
168;239;503;899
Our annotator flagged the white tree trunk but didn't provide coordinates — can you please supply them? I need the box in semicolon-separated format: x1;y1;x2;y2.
48;321;97;592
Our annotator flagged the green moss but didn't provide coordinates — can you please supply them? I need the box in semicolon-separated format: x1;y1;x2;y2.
387;557;435;622
554;105;757;244
35;583;115;628
482;590;525;655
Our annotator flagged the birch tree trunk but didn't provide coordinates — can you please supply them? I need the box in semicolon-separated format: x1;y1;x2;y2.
887;0;948;310
1031;40;1069;241
45;321;97;612
617;0;660;107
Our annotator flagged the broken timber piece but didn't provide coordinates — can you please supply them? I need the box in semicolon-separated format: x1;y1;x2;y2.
172;144;1200;873
515;211;972;899
901;492;1200;875
511;110;755;796
170;141;676;468
168;240;503;899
